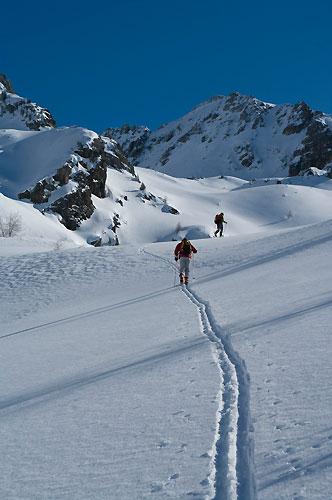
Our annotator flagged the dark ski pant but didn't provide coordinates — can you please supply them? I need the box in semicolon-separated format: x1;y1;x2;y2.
214;223;223;236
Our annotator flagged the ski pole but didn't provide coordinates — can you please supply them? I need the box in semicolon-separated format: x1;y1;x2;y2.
192;254;195;280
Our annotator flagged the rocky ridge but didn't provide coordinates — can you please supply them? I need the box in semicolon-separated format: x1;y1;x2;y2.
0;75;56;130
17;134;134;231
104;93;332;179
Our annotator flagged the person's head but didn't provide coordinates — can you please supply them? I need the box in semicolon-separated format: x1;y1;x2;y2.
182;237;187;242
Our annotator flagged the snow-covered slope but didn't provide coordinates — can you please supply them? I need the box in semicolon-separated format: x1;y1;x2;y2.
0;193;82;255
0;127;97;198
0;76;182;246
1;77;332;251
0;125;138;238
1;166;332;254
1;218;331;499
136;168;332;239
105;93;332;179
1;75;332;500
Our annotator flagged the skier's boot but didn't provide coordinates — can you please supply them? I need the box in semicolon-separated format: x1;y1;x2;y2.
184;276;189;286
179;273;184;284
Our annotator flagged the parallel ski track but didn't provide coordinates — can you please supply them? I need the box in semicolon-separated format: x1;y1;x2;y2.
143;248;256;500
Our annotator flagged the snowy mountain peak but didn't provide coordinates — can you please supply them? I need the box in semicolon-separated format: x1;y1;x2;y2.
0;73;14;93
104;92;332;179
0;74;56;130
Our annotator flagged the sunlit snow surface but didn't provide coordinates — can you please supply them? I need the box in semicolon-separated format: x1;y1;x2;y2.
1;169;332;499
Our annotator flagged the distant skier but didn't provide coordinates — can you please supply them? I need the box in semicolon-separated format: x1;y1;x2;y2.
214;212;227;237
174;238;197;285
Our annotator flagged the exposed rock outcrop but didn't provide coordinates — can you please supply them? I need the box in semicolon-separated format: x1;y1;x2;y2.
0;74;56;130
18;134;134;230
103;125;150;164
290;119;332;176
0;74;14;93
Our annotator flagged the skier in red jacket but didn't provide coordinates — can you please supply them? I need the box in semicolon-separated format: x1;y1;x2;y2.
174;238;197;285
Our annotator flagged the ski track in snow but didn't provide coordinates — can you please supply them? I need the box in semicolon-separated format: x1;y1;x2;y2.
142;248;256;500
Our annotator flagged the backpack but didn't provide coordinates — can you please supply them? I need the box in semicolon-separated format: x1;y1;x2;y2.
181;240;191;256
214;213;223;224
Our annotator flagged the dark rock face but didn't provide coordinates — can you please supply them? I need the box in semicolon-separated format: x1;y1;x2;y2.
53;164;72;186
282;102;314;135
161;205;179;215
235;143;255;168
18;179;55;204
290;120;332;176
51;188;94;230
103;125;150;165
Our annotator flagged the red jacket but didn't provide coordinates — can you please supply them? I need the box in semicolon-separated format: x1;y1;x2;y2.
174;241;197;259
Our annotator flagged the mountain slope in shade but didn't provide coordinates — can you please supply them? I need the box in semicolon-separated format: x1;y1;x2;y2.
104;93;332;179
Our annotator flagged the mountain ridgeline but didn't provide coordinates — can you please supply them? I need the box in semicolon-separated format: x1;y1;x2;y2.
103;93;332;179
0;74;331;247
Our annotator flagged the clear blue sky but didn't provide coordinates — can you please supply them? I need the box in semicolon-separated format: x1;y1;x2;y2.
2;0;331;132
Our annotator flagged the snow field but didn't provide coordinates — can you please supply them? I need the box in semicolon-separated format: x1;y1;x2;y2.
0;166;331;498
1;166;332;257
185;221;332;499
0;245;221;499
1;219;332;498
0;127;97;198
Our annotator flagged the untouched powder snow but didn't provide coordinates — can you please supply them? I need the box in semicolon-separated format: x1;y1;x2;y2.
0;127;97;198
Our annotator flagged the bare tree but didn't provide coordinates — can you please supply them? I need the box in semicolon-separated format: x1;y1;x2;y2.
0;212;22;237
